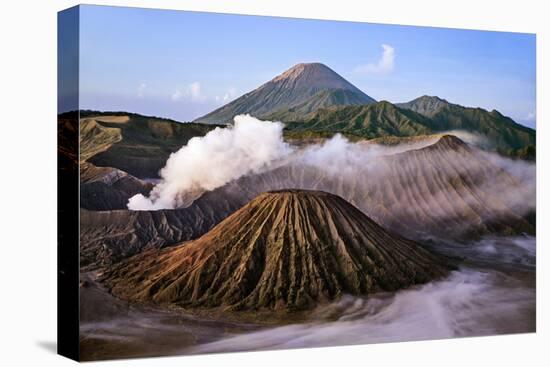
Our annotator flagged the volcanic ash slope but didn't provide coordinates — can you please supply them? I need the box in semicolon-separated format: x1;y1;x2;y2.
101;190;451;312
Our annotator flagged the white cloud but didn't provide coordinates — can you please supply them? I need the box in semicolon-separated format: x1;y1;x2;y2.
354;44;395;75
137;83;146;98
526;111;536;121
171;83;238;105
171;89;183;101
172;81;206;102
215;87;238;105
188;81;203;100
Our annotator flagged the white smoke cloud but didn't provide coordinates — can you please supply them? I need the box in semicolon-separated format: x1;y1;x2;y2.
128;115;292;210
294;132;535;226
187;82;203;101
354;44;395;75
299;133;439;175
479;151;536;213
437;130;491;148
171;89;183;101
172;82;206;102
137;83;146;98
215;87;238;105
300;134;376;177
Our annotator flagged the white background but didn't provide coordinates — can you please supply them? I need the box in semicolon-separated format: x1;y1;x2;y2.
0;0;547;365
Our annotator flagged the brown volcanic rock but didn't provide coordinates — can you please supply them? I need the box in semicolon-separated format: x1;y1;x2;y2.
79;188;243;270
101;190;450;312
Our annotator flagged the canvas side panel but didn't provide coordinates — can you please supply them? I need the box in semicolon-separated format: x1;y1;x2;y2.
57;5;80;362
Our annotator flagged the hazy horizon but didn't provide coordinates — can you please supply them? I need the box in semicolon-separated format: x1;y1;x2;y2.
66;5;536;128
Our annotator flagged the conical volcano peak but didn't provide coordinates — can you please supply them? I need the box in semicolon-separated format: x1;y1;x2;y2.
193;63;376;124
271;62;325;81
432;134;471;151
273;63;338;81
271;62;362;92
101;190;450;312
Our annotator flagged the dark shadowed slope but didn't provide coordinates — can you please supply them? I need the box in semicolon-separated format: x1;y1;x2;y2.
101;190;450;312
58;112;79;172
80;162;153;211
80;112;220;178
79;188;245;270
194;63;376;124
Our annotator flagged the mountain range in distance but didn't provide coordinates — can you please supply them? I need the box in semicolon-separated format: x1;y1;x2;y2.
71;61;535;189
194;62;535;157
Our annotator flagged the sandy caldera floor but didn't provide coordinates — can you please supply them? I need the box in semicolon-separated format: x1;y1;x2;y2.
79;236;535;361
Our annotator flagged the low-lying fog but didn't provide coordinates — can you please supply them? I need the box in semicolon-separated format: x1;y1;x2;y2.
80;236;535;359
192;268;533;354
189;235;535;354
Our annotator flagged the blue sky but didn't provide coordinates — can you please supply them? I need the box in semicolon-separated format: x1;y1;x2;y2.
75;5;536;128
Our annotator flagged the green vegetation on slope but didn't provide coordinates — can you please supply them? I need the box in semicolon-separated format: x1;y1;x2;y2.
284;98;535;159
285;101;436;138
265;88;376;122
397;96;535;152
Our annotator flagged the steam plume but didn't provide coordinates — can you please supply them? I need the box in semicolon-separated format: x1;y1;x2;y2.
128;115;535;226
128;115;291;210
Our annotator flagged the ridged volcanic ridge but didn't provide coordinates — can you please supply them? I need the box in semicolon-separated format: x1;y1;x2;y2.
101;190;450;311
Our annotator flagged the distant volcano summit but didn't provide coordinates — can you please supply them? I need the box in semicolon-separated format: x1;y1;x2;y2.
194;63;376;124
102;190;449;312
